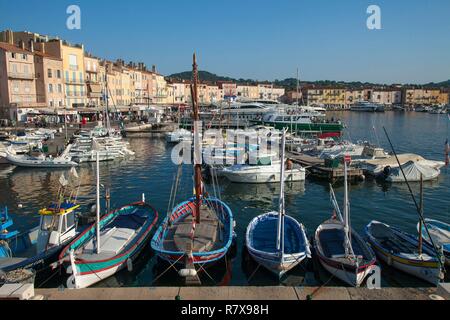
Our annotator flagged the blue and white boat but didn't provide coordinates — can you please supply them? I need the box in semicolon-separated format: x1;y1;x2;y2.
418;219;450;266
0;170;83;285
245;130;311;278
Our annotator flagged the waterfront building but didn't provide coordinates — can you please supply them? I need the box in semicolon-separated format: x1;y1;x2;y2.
345;89;373;106
42;39;87;109
218;81;237;101
307;87;346;109
0;41;45;120
282;90;304;104
257;84;285;101
402;88;449;107
84;55;103;108
237;84;259;100
371;89;402;106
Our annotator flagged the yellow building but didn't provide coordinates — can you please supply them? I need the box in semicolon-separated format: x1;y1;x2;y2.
237;85;259;100
307;88;346;108
42;39;87;108
403;88;448;106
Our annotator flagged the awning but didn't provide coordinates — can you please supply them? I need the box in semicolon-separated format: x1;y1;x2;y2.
88;84;102;93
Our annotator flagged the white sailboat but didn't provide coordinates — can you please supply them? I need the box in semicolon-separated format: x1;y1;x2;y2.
314;155;377;287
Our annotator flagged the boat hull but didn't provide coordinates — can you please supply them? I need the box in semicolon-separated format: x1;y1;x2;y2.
222;169;305;184
246;213;310;278
151;198;234;267
251;120;343;134
365;221;442;285
60;202;158;289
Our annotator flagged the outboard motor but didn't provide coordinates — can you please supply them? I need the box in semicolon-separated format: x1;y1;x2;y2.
382;166;391;179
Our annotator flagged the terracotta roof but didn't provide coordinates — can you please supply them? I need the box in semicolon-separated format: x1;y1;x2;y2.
34;50;62;61
0;41;29;54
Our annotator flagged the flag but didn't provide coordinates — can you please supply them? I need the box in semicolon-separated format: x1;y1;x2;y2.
70;167;79;179
59;173;68;187
445;139;449;167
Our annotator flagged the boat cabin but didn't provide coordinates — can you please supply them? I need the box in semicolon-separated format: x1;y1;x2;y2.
36;202;79;252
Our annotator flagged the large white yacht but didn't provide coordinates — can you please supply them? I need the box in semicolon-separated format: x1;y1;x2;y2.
350;101;385;112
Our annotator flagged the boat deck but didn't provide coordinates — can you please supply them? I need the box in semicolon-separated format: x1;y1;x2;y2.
163;204;221;253
251;216;303;254
76;211;147;261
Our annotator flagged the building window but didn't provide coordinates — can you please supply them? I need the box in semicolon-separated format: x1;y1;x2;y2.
50;100;54;107
48;84;53;93
58;84;62;93
48;69;52;78
65;71;69;80
11;52;16;59
69;54;78;69
57;70;61;78
22;54;27;60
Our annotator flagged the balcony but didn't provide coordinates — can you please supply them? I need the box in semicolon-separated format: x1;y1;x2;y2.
65;79;86;85
66;91;87;98
8;72;35;80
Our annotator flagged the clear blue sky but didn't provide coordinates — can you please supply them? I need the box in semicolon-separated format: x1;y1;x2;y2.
1;0;449;84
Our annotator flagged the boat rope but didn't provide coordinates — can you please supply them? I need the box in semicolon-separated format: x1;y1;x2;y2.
36;266;62;288
246;263;261;283
306;262;342;300
151;253;185;285
196;262;217;285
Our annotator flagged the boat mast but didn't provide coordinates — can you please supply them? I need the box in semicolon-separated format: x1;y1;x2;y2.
296;68;299;106
191;53;202;225
95;151;101;254
276;130;287;258
343;156;354;257
418;173;423;256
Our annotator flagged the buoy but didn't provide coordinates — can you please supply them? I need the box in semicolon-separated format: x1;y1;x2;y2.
178;269;197;277
127;258;133;272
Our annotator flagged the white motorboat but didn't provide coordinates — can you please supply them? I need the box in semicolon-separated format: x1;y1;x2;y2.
6;145;78;168
165;128;193;143
221;153;305;184
350;101;385;112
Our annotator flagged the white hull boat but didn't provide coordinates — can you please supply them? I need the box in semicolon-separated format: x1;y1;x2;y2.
221;162;305;184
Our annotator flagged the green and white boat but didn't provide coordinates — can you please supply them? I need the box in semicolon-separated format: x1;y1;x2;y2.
251;110;344;135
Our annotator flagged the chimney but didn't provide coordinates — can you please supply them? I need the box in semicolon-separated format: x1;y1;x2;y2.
29;40;34;53
19;40;25;50
152;65;156;73
5;29;14;45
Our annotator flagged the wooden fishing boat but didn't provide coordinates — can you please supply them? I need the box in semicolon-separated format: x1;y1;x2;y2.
245;130;310;278
418;219;450;266
365;220;443;285
58;154;158;289
151;54;235;279
314;155;377;287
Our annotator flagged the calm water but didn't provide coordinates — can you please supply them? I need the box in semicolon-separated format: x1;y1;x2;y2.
1;111;449;288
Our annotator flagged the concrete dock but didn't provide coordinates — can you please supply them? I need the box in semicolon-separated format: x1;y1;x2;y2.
33;285;447;300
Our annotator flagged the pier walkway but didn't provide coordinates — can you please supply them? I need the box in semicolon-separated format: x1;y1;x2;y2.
34;285;448;300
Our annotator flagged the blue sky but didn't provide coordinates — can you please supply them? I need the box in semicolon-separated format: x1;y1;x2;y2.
1;0;449;84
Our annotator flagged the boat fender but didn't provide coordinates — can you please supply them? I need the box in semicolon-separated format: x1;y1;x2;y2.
127;258;133;272
387;254;393;266
178;269;197;277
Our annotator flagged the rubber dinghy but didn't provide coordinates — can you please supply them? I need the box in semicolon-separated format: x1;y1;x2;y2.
245;130;310;278
365;221;443;285
59;200;158;289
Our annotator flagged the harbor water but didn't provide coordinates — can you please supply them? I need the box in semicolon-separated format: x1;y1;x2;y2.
1;111;449;288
